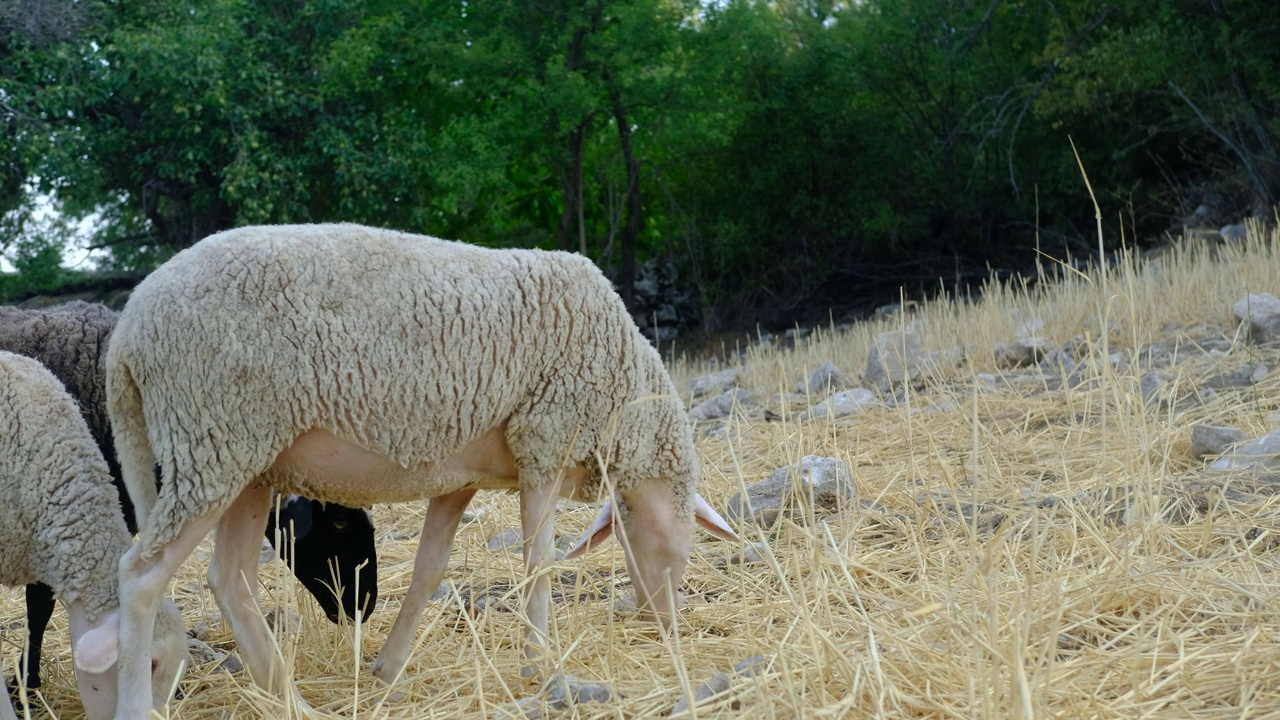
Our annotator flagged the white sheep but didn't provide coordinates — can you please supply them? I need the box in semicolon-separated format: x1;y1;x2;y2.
85;223;739;716
0;350;187;720
0;301;380;686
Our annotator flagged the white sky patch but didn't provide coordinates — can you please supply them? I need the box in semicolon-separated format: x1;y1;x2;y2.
1;185;109;273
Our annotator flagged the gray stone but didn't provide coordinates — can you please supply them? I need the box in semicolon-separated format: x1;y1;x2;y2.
734;655;767;677
688;388;752;421
795;360;848;394
217;652;245;674
186;637;225;666
486;528;523;552
801;388;880;420
1191;425;1247;459
1140;371;1176;408
725;455;856;527
264;608;300;632
612;589;686;614
544;674;614;706
1209;430;1280;472
1220;223;1248;242
1206;362;1269;389
995;337;1053;368
1015;318;1045;339
671;656;768;714
671;673;732;714
688;368;741;399
712;541;767;568
1233;293;1280;345
864;328;928;392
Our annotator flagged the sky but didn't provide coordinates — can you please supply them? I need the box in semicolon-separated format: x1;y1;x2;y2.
1;186;107;274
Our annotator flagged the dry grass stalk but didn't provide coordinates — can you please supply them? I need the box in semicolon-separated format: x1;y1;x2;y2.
4;228;1280;718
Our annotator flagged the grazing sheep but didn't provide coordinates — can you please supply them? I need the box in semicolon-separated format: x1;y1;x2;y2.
0;302;378;697
89;223;740;716
0;351;187;720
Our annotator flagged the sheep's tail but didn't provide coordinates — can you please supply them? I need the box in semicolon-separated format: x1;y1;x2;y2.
106;351;159;533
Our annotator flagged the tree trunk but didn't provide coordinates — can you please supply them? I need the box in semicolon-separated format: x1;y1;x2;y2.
611;97;641;309
556;122;587;252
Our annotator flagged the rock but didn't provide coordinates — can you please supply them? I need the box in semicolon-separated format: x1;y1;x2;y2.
734;655;767;677
688;388;752;421
1233;293;1280;345
264;608;300;632
672;673;732;714
688;368;741;400
188;618;214;642
1140;371;1176;408
1206;362;1269;389
863;328;928;392
1191;425;1247;459
186;638;226;666
613;590;686;615
486;528;523;551
1220;223;1248;242
1209;430;1280;472
995;337;1053;368
544;674;614;706
712;542;767;568
917;491;1008;532
795;360;848;394
217;652;245;674
725;455;857;527
460;506;490;524
670;656;768;714
801;388;880;420
1015;318;1045;339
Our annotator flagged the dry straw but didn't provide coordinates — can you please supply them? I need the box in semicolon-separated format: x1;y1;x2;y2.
4;227;1280;718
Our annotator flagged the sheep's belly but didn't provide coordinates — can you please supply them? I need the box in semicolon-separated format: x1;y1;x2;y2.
265;427;520;506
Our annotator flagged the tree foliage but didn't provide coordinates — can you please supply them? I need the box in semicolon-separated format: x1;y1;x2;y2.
3;0;1278;326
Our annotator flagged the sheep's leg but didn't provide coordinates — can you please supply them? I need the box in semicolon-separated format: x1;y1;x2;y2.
111;511;220;720
520;480;559;679
16;582;55;691
372;488;476;686
207;482;310;710
615;482;696;631
0;682;18;720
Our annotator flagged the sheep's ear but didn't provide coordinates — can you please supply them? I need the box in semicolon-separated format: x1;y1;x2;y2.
74;612;120;674
282;495;315;540
694;493;740;543
563;501;615;559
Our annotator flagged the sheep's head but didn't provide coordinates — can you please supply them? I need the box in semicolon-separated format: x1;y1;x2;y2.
70;601;189;720
267;496;379;623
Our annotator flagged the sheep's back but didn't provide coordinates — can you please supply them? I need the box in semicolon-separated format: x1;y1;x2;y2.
0;351;128;605
113;224;644;486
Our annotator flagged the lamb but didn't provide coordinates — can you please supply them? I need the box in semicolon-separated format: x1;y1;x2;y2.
86;223;740;716
0;302;378;696
0;350;187;720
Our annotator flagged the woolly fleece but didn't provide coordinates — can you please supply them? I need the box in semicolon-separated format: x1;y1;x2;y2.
108;223;699;556
0;350;130;621
0;301;130;527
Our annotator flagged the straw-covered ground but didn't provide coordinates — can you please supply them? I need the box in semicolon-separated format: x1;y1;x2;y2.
4;230;1280;719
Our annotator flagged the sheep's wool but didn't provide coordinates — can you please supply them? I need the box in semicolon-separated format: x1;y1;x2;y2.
110;223;698;555
0;351;129;620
